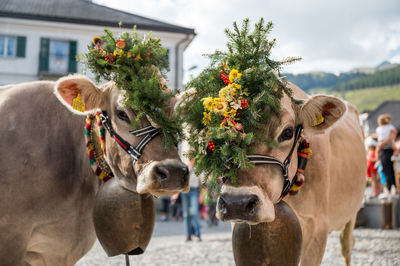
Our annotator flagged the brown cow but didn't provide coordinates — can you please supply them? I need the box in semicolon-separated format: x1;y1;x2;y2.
216;83;366;266
0;75;189;265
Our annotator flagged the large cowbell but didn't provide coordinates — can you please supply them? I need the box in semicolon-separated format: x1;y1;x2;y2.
232;201;302;266
93;178;155;256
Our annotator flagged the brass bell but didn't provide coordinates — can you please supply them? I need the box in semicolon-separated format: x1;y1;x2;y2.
232;201;302;266
93;178;155;256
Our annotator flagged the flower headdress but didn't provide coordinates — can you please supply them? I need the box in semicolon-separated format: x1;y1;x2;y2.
78;28;179;147
179;18;301;196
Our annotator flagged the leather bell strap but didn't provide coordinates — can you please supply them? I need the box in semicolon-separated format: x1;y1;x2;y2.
247;125;303;197
99;111;160;163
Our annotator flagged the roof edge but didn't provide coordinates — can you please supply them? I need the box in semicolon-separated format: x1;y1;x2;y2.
0;11;196;35
368;100;400;117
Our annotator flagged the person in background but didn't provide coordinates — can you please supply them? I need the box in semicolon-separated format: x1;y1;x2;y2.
366;138;381;197
391;136;400;192
374;114;397;191
160;195;170;221
170;193;183;222
181;159;202;242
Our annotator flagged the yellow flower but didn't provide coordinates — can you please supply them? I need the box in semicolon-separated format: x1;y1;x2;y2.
229;69;242;82
223;108;237;117
212;98;228;114
201;97;214;111
231;83;241;90
203;112;211;125
113;49;123;57
219;85;236;101
218;86;229;101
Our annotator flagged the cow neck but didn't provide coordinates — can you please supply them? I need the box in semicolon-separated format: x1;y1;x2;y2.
85;112;114;182
247;125;312;198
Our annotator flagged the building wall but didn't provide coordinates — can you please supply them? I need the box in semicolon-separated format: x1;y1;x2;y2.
366;101;400;135
0;17;189;90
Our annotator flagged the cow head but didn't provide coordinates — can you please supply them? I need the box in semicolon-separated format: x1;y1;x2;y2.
55;74;189;197
216;87;347;224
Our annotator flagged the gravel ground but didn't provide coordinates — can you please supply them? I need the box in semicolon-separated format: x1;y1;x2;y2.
76;221;400;266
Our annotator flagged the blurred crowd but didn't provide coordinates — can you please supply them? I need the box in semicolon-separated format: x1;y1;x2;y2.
366;113;400;197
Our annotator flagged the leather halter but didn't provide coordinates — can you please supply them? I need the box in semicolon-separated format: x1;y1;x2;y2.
247;125;303;198
99;111;160;164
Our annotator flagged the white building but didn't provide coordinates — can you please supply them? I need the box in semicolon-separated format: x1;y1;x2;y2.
0;0;195;90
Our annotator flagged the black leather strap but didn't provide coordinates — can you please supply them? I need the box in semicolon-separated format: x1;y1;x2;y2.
100;111;160;164
248;125;303;197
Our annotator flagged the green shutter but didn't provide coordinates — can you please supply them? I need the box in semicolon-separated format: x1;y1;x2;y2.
39;38;50;72
16;36;26;58
68;40;77;73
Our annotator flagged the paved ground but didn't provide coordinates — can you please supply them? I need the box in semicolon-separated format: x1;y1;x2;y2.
76;219;400;266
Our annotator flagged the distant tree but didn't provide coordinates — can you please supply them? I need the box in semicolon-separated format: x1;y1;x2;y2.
333;65;400;91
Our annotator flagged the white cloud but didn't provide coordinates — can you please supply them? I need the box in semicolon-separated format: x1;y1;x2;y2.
94;0;400;80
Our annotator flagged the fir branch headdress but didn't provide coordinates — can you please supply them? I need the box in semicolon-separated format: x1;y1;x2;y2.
179;18;301;196
78;28;180;147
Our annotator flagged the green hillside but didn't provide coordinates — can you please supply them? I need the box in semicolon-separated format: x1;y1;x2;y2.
284;71;366;92
285;63;400;93
333;65;400;92
326;84;400;113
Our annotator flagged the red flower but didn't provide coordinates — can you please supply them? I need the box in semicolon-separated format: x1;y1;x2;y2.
241;99;248;108
116;39;126;49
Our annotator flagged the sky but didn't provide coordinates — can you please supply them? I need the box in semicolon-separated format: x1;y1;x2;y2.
94;0;400;82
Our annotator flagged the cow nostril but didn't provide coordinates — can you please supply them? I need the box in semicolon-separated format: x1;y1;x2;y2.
182;166;189;182
245;195;259;216
218;196;228;215
155;166;168;181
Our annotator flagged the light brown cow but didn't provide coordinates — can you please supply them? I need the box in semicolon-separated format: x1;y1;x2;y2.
216;83;366;266
0;75;189;265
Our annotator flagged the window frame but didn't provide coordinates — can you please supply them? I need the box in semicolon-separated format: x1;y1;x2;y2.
0;35;17;58
48;39;70;74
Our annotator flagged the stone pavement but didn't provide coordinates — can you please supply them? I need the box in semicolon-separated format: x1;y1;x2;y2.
76;219;400;266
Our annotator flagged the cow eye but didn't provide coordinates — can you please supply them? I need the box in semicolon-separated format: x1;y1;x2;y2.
116;110;130;123
278;127;294;142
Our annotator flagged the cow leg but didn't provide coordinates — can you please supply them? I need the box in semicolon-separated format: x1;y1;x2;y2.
24;218;96;266
0;225;30;266
340;216;356;266
299;218;329;266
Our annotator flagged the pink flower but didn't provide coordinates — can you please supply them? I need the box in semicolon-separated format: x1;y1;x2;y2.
116;39;126;49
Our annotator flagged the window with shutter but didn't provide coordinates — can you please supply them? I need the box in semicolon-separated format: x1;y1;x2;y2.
49;41;69;73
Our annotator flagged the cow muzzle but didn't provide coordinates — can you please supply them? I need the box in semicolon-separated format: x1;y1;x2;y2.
216;186;275;224
136;159;189;196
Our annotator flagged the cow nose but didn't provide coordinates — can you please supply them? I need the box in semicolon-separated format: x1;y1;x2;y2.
217;193;260;221
154;164;189;184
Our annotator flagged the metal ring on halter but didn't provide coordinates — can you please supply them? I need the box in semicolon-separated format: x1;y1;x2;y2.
99;111;160;164
247;125;303;197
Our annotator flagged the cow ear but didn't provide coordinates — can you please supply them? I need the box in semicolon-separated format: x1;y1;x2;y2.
55;74;105;114
299;95;347;136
